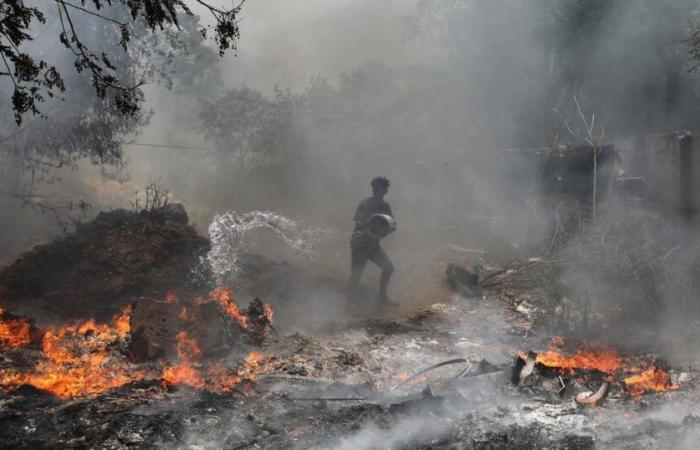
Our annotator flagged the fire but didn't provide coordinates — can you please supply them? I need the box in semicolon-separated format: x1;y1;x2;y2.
161;332;205;389
164;291;178;303
263;303;274;324
0;308;144;398
175;331;202;361
210;286;248;328
623;366;678;397
0;296;271;399
164;349;269;394
207;351;269;394
114;305;131;338
533;338;678;397
537;347;622;374
0;308;32;350
162;365;205;390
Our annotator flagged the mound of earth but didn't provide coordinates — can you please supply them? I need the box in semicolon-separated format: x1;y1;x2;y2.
0;206;208;323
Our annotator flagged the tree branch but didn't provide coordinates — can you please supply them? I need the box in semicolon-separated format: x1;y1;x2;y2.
54;0;127;26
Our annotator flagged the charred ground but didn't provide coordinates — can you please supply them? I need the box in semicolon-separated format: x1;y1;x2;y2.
0;205;699;449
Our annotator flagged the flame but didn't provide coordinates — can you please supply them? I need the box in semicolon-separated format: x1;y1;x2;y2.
179;307;190;321
263;303;274;324
533;338;678;397
210;286;248;328
161;332;205;389
164;291;178;303
0;308;32;350
162;364;205;390
176;331;202;361
623;366;678;397
0;308;144;398
537;348;622;374
114;305;131;338
0;298;271;399
207;351;269;394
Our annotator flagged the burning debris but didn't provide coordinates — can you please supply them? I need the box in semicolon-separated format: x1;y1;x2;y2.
0;287;276;399
0;307;37;350
512;338;679;406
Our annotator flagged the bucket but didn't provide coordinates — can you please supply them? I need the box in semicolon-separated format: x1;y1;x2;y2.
366;214;396;238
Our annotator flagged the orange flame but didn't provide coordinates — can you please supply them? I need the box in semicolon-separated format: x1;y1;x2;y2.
0;309;144;398
537;348;622;374
263;304;274;324
175;331;202;362
623;366;678;397
0;308;32;350
210;286;248;328
114;305;131;338
207;351;269;394
534;338;678;397
162;364;205;390
0;300;270;399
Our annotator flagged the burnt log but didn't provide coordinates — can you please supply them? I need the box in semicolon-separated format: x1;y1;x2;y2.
446;263;481;297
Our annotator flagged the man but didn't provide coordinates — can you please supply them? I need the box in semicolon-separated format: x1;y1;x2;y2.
348;176;397;308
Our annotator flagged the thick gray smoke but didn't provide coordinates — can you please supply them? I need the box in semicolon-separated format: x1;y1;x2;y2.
4;1;700;341
4;0;699;247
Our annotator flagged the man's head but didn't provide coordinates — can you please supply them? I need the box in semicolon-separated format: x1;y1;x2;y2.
371;176;390;198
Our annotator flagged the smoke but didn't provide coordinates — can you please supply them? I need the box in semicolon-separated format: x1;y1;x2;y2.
3;0;700;357
325;413;449;450
3;0;698;246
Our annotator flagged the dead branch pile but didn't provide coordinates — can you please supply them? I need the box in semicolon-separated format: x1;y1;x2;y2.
0;206;208;322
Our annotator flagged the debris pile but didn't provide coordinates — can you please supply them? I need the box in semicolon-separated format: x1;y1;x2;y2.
513;338;680;407
0;206;209;322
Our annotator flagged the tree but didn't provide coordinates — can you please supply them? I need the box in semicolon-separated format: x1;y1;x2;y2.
409;0;700;143
0;2;227;247
199;86;305;168
0;0;243;126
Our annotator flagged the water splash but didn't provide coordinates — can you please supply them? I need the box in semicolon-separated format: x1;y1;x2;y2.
205;210;330;283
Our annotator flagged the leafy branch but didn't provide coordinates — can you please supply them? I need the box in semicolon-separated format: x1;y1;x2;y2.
0;0;243;125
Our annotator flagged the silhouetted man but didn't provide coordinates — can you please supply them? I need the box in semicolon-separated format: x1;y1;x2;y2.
348;176;397;308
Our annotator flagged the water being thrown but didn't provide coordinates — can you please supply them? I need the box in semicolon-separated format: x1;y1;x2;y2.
205;210;330;283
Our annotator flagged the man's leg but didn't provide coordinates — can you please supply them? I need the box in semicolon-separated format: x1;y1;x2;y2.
369;245;394;302
348;244;368;302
